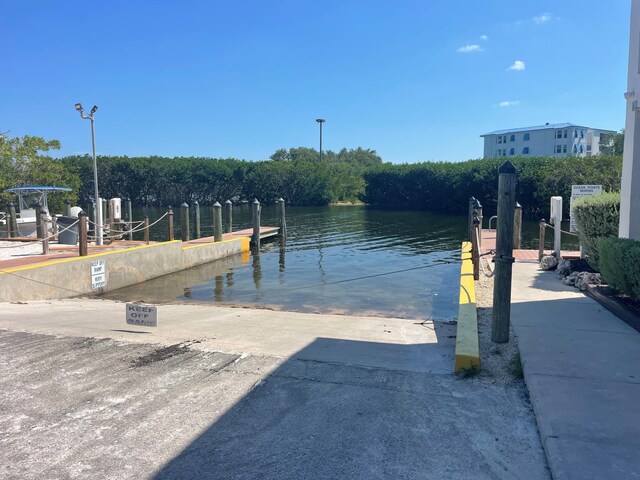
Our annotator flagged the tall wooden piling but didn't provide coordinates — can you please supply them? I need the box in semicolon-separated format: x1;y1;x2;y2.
126;198;133;241
213;202;223;242
513;202;522;249
225;200;233;233
492;161;516;344
7;202;17;238
180;203;190;242
143;216;149;244
471;216;480;280
278;198;287;242
193;201;201;239
64;200;72;217
538;219;546;261
35;203;44;239
252;199;261;248
39;211;49;255
78;212;88;256
167;206;174;241
468;197;476;241
475;202;483;248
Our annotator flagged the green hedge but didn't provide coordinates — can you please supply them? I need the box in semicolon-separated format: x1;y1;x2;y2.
598;237;640;299
572;192;620;269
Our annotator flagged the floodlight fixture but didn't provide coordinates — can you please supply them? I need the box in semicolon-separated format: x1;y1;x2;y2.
75;103;83;112
90;105;98;114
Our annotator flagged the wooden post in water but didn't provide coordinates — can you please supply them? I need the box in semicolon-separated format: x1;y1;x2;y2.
193;201;201;239
180;203;190;242
225;200;233;233
143;216;150;244
7;202;17;238
252;199;261;248
468;197;476;241
167;206;174;241
513;202;522;249
471;216;480;281
40;211;49;255
35;203;43;239
126;198;133;241
538;219;546;261
78;212;88;256
492;161;516;344
277;198;287;242
213;202;223;242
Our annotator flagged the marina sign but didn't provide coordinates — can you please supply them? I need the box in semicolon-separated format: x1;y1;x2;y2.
90;260;106;290
570;185;602;233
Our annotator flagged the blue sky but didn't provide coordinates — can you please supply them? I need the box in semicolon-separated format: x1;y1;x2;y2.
0;0;632;163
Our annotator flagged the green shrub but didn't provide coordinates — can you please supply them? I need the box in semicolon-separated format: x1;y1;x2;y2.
598;237;640;300
572;192;620;269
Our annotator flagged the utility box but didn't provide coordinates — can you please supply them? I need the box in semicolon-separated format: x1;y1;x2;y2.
550;196;562;225
109;198;122;222
550;196;563;258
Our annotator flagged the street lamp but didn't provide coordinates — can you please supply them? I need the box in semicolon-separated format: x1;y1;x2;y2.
75;102;103;245
316;118;325;162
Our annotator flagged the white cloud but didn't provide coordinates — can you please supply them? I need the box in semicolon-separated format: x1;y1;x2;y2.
479;35;488;41
508;60;526;71
533;13;552;24
497;101;520;107
457;44;482;53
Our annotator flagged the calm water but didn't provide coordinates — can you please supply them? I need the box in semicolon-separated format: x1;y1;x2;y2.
104;205;579;320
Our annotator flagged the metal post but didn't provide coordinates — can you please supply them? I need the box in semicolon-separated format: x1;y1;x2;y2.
40;211;49;255
213;202;223;242
126;198;133;241
468;196;476;241
513;202;522;249
64;200;71;217
278;197;287;242
88;199;95;239
492;161;517;344
471;217;480;281
225;199;233;233
91;116;103;246
7;202;17;238
78;212;88;256
167;206;174;241
143;216;150;245
180;203;190;242
252;198;261;248
193;201;201;239
538;219;546;261
316;118;325;162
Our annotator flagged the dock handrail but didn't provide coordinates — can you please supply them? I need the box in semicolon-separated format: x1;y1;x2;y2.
488;215;498;231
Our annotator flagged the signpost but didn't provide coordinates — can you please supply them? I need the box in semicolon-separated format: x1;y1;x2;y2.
570;185;602;233
126;303;158;327
90;260;106;290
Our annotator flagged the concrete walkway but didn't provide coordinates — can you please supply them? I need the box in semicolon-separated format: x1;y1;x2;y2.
511;263;640;480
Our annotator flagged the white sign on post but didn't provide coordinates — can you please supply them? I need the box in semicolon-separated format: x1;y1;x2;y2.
570;185;602;233
126;303;158;327
91;260;106;290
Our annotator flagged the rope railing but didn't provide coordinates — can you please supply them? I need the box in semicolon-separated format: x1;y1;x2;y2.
0;219;79;249
542;222;579;237
86;213;167;240
472;224;495;278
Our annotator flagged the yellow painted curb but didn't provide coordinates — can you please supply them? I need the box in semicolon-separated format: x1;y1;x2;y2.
454;241;480;372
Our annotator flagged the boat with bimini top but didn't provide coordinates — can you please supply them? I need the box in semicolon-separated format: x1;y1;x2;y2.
0;186;72;238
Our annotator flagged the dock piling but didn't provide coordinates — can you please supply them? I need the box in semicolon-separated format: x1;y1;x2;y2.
491;161;516;344
78;212;88;256
144;216;150;244
35;203;44;239
126;198;133;241
278;198;287;242
225;200;233;233
213;202;223;242
513;202;522;249
39;211;49;255
64;200;71;217
475;201;483;248
167;206;174;241
252;199;261;248
468;197;476;241
193;201;201;239
7;202;17;238
538;219;546;261
471;216;480;281
180;203;190;242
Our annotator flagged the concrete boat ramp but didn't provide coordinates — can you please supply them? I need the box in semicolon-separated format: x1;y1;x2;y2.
0;298;550;479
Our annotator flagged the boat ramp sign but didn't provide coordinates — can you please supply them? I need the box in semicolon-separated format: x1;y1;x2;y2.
570;185;602;233
126;303;158;327
90;260;106;290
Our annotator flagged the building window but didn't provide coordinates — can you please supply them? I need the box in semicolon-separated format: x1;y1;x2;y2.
563;144;567;153
510;134;515;142
580;130;585;139
579;144;584;153
555;145;562;154
563;129;568;138
522;147;529;154
509;148;515;155
587;145;592;151
497;136;502;144
523;133;530;141
573;145;578;153
556;130;562;139
574;129;578;139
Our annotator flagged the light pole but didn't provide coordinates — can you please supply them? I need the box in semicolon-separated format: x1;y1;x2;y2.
316;118;325;162
75;103;103;245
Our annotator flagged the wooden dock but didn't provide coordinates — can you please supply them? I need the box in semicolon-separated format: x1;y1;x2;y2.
480;229;579;263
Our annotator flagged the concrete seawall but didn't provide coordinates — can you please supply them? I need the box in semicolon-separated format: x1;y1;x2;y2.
0;237;250;302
